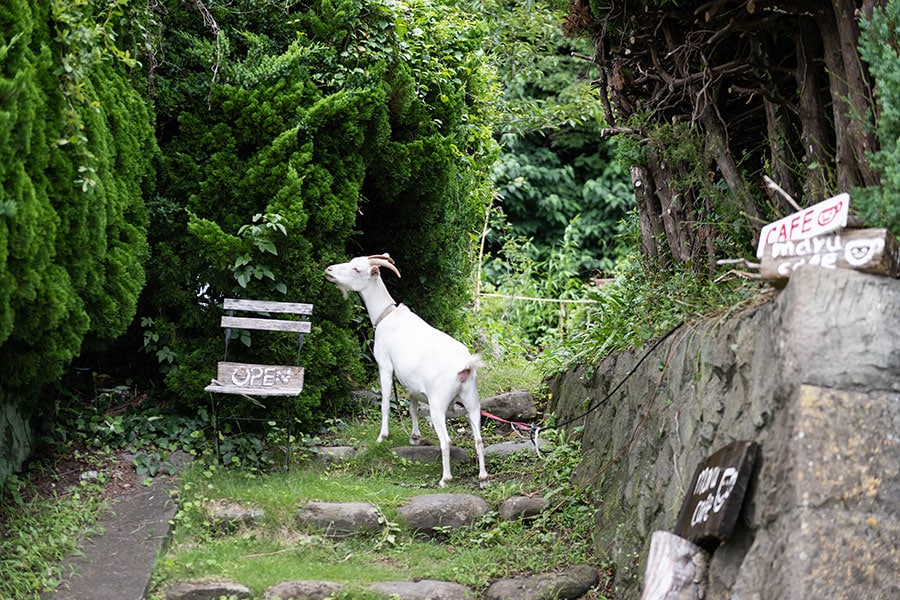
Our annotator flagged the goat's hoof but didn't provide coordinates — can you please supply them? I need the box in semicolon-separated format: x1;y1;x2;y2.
479;477;490;490
438;478;450;488
376;435;387;443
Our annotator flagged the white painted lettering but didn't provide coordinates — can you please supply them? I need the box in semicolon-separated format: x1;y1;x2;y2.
694;466;721;495
231;366;251;387
691;494;714;526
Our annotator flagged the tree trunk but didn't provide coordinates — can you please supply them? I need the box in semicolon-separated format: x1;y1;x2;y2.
795;17;831;204
632;165;667;266
832;0;880;187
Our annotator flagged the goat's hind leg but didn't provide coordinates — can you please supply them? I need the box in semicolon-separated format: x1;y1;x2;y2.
429;406;454;488
461;391;489;488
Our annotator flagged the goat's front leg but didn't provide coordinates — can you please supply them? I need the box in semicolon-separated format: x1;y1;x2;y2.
376;367;394;443
430;408;453;487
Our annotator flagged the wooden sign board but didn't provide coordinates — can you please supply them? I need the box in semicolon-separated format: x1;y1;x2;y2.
674;440;759;552
760;228;900;281
756;193;849;258
205;361;305;396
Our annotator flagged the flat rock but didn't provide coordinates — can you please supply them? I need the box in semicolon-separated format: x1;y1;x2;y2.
498;495;547;521
483;564;599;600
480;389;538;421
164;581;252;600
205;499;265;532
264;580;345;599
296;501;382;537
368;579;476;599
392;445;469;463
484;439;551;457
397;493;490;536
312;445;357;464
436;390;537;423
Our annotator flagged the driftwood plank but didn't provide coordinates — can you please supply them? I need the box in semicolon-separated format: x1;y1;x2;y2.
220;315;312;333
223;298;313;315
640;531;709;600
674;440;759;551
760;227;900;280
205;361;304;396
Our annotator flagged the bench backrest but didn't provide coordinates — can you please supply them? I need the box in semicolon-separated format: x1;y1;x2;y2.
205;298;313;397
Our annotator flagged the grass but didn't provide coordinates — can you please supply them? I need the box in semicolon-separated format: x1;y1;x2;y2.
146;414;610;598
0;460;110;600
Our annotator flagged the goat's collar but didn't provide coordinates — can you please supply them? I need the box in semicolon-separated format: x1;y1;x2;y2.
374;303;399;328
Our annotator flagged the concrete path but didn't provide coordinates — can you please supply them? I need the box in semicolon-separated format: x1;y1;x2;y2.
49;474;178;600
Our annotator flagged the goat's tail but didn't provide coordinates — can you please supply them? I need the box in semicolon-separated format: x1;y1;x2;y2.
457;354;486;383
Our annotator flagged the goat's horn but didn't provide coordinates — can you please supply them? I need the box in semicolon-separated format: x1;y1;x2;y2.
367;253;394;264
368;256;401;278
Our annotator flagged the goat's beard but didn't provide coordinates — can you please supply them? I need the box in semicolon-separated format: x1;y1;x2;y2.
333;283;351;299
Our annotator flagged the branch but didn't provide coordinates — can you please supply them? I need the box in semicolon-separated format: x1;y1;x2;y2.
763;175;802;211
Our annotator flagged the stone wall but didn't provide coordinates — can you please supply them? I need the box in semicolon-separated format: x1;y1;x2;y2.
546;266;899;599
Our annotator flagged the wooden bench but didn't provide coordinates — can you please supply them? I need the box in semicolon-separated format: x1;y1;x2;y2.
204;298;313;466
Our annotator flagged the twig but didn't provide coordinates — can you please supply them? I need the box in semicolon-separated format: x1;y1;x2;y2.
763;175;802;212
716;258;760;269
715;269;762;282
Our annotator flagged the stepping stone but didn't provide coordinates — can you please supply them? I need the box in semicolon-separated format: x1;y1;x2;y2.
313;445;357;464
368;579;475;599
498;495;547;521
393;445;469;463
264;580;344;599
164;581;251;599
433;390;538;422
205;499;265;532
484;439;551;457
296;501;382;537
480;389;538;421
397;493;489;536
483;564;599;600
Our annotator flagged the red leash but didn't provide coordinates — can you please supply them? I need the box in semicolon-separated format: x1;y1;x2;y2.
480;410;533;436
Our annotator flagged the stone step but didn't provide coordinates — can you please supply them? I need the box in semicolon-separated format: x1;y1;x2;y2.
164;564;601;600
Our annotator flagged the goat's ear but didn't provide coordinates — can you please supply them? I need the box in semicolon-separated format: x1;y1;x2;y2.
369;265;380;277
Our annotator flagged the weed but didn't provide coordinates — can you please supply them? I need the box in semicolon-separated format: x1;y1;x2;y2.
0;475;107;599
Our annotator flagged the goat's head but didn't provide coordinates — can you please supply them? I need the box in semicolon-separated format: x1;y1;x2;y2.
324;254;401;298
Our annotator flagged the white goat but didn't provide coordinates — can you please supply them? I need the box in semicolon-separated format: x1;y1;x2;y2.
325;254;488;488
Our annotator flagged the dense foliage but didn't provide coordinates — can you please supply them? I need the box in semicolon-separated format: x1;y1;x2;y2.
140;0;498;421
0;1;155;397
858;0;900;234
484;0;633;278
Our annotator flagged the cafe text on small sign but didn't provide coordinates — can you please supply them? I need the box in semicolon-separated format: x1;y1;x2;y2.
756;193;849;258
674;440;759;552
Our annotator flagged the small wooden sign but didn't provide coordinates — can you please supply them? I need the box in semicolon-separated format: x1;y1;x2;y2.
674;440;759;551
205;361;304;396
760;228;900;280
756;193;849;258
